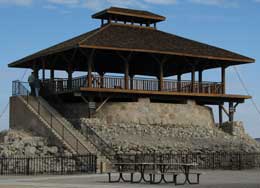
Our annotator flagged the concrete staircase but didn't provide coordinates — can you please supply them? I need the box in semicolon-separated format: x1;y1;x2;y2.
17;95;98;155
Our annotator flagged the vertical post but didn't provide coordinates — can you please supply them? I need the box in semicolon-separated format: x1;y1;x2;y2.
42;61;45;82
154;23;157;29
67;65;73;90
99;72;104;88
50;69;54;92
158;63;164;91
199;70;203;93
191;67;195;92
177;74;182;92
130;75;134;90
50;69;54;81
229;102;234;122
88;52;93;88
124;61;129;89
221;66;226;94
219;105;223;127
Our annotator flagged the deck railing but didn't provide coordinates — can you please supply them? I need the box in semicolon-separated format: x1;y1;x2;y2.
43;75;223;95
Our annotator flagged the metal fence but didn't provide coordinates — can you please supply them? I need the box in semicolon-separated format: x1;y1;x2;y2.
0;155;97;176
114;153;260;170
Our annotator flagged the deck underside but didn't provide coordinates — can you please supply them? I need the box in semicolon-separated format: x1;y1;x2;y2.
51;87;250;105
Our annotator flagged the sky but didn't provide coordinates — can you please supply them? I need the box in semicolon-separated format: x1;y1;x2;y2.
0;0;260;137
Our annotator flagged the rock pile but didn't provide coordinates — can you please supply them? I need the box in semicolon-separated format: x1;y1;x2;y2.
0;129;71;157
80;118;260;154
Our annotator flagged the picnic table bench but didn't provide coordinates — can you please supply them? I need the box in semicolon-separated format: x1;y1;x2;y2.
108;162;201;185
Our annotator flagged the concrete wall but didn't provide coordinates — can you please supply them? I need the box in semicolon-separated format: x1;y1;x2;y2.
9;96;65;148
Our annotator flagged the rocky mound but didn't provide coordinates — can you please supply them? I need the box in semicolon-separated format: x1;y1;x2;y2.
80;119;260;154
0;129;71;157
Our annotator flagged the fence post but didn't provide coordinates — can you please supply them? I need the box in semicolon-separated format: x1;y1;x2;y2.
239;153;242;170
0;158;3;175
212;153;215;170
61;157;64;175
26;158;30;175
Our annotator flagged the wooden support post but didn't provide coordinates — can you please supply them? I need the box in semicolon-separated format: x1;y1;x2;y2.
229;102;234;122
49;69;54;91
219;105;223;127
158;63;164;91
130;75;134;90
191;67;195;92
87;51;95;88
50;69;54;81
124;61;129;89
42;61;45;82
99;72;104;88
67;65;73;90
199;70;203;93
221;66;226;94
177;74;182;92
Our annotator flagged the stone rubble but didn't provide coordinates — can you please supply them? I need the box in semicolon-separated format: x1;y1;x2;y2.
0;129;72;157
80;118;260;154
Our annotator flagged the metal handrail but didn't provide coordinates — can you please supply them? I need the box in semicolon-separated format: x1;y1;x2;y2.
12;80;90;155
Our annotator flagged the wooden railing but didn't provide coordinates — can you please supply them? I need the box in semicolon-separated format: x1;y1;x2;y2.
43;75;224;95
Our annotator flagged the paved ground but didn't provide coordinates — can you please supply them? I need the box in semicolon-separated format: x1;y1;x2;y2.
0;170;259;188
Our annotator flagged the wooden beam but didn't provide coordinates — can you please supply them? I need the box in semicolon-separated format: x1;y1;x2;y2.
87;50;95;88
177;74;181;92
221;66;226;94
158;62;164;91
42;59;45;82
116;52;133;90
229;102;234;122
50;69;54;80
191;67;195;92
130;75;134;90
67;64;73;90
219;105;223;127
199;70;203;93
99;72;105;88
124;61;129;89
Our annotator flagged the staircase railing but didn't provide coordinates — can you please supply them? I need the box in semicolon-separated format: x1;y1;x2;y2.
82;123;115;160
12;80;90;155
48;95;116;161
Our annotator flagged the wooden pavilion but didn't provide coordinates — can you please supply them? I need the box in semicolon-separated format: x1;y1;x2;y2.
8;7;255;124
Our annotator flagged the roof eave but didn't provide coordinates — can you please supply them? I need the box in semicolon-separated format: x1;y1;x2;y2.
79;44;255;64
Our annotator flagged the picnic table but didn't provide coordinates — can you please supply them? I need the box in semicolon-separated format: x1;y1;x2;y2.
108;162;201;185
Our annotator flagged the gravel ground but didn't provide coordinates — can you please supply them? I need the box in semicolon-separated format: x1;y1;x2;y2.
0;170;259;188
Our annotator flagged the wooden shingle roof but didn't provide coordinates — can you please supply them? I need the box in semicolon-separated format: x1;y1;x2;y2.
92;7;165;23
8;23;254;68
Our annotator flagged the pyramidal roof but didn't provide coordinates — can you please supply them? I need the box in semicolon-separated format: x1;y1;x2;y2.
8;7;254;68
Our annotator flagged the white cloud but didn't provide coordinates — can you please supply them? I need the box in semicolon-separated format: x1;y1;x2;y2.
0;0;32;6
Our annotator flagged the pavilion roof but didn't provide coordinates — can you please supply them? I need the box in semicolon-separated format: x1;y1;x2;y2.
8;23;254;71
92;7;166;24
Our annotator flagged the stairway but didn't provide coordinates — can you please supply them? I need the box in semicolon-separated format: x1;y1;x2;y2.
17;95;98;155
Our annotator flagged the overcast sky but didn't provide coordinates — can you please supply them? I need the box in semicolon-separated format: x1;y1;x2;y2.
0;0;260;137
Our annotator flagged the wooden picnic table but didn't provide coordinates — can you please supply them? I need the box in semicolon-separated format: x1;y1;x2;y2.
108;162;200;185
